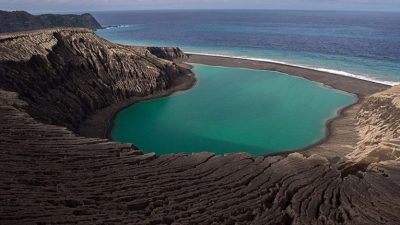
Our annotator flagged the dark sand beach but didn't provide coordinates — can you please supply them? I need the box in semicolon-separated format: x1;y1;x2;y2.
187;54;389;97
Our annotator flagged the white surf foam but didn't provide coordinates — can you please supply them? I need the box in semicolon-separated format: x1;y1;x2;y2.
105;24;132;29
186;51;399;86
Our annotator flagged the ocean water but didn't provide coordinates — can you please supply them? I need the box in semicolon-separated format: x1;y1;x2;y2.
94;10;400;85
111;64;356;156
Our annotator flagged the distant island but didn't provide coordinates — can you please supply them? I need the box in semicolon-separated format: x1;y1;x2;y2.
0;10;102;33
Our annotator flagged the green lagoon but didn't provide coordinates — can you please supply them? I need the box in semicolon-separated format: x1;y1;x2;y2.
111;64;356;156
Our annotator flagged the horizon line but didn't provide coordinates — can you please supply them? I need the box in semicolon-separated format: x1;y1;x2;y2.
3;8;400;14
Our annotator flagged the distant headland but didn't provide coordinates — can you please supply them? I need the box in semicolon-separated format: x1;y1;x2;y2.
0;10;102;33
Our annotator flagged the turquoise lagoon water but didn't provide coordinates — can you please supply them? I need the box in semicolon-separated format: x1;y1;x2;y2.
111;65;356;156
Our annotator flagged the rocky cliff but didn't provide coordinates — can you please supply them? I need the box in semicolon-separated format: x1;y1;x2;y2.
0;10;102;33
0;28;190;130
0;29;399;225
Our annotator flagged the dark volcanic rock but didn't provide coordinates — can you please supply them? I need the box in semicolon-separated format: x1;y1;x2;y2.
0;10;102;33
147;46;187;61
0;29;399;225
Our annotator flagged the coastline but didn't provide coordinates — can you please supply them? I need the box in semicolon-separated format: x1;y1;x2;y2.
185;52;399;87
187;53;389;97
79;54;390;158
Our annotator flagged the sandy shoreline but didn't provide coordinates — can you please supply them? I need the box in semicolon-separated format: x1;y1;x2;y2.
187;54;389;97
78;54;390;157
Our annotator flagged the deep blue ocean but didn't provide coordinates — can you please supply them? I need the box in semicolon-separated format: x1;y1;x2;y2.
93;10;400;85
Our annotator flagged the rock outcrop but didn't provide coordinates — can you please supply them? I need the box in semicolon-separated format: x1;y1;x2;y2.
348;86;400;163
0;28;190;130
147;46;187;61
0;10;102;33
0;29;399;225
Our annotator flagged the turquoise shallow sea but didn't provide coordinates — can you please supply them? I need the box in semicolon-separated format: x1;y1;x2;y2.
111;65;356;155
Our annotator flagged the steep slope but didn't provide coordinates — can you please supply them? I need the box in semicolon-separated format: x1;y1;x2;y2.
0;28;192;130
0;10;102;33
0;29;399;225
